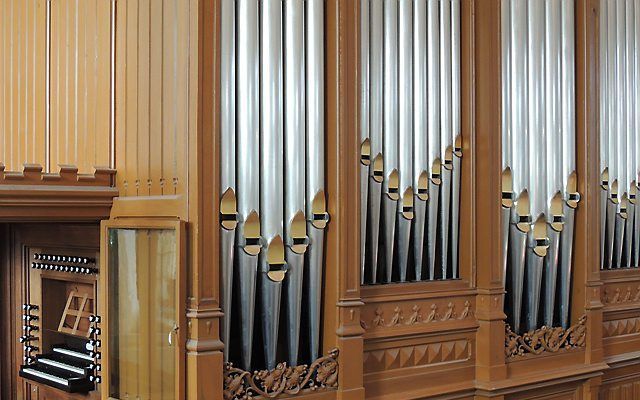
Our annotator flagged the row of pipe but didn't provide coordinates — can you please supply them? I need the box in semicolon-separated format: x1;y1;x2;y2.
360;0;462;285
501;0;580;334
599;0;640;271
219;0;328;371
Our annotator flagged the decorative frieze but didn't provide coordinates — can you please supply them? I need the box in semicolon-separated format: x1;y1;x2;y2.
361;299;475;332
603;317;640;338
223;349;339;400
505;315;587;360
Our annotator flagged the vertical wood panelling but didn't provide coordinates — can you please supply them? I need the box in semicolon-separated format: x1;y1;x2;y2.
114;0;190;197
0;0;47;171
49;0;111;173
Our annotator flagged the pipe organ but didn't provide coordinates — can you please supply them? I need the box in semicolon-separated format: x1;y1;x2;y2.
501;0;579;333
219;0;328;371
599;0;640;271
360;0;462;285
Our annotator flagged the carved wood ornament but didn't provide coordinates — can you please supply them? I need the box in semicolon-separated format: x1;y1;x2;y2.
223;349;339;400
505;315;587;359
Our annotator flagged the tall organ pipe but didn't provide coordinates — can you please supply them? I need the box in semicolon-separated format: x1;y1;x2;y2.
606;0;618;269
501;0;513;289
614;0;627;269
509;0;531;334
440;0;453;279
284;0;307;366
383;0;399;282
559;0;578;329
634;0;640;267
624;0;636;268
398;0;414;282
306;0;327;363
451;0;462;279
427;0;441;281
236;0;261;370
259;0;286;370
219;0;236;363
543;0;564;328
361;0;370;284
413;0;429;281
369;0;384;283
600;0;609;270
525;0;549;332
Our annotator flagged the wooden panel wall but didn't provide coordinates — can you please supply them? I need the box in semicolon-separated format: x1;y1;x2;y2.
114;0;190;197
0;0;111;174
0;0;47;171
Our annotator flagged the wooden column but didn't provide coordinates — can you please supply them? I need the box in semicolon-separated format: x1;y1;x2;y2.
325;1;365;399
186;1;224;399
473;0;508;385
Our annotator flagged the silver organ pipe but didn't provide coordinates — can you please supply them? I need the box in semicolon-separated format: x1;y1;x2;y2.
440;0;453;279
284;0;307;367
600;0;640;271
369;0;384;284
413;0;429;281
361;0;371;285
543;0;563;328
559;0;578;329
236;0;260;370
383;0;399;283
451;0;462;279
220;0;327;371
503;0;577;333
219;0;236;363
360;0;461;284
306;0;327;363
525;0;548;332
398;0;414;282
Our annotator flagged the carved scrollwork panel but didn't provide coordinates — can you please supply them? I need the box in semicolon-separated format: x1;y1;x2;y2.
223;349;339;400
504;315;587;360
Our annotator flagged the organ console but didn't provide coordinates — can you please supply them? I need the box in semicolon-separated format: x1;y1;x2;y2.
18;249;101;396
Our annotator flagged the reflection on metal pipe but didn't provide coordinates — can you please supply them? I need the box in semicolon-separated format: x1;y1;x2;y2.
397;0;414;282
451;0;462;279
284;0;307;366
361;0;370;284
501;0;512;288
306;0;327;362
220;0;236;363
236;0;260;370
600;0;609;270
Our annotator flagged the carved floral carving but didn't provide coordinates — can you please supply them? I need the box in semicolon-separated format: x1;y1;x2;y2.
504;315;587;359
223;349;339;400
366;301;474;330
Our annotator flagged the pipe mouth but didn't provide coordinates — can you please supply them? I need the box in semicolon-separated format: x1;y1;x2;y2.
401;187;414;220
416;171;429;201
629;182;637;204
502;167;513;208
386;169;400;201
372;154;384;183
454;135;463;157
619;193;629;219
360;138;371;166
289;210;309;254
242;210;262;256
266;236;287;282
220;188;238;230
609;180;619;204
514;190;531;233
600;167;609;190
431;158;442;185
549;192;565;232
565;171;580;209
443;146;454;170
532;215;550;257
311;190;330;229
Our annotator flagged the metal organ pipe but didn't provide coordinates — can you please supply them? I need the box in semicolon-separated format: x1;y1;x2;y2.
235;0;260;371
219;0;235;363
606;0;618;270
624;0;636;268
383;0;399;283
219;0;327;371
600;0;609;270
634;0;640;268
501;0;513;289
361;0;461;285
306;0;328;363
398;0;414;282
